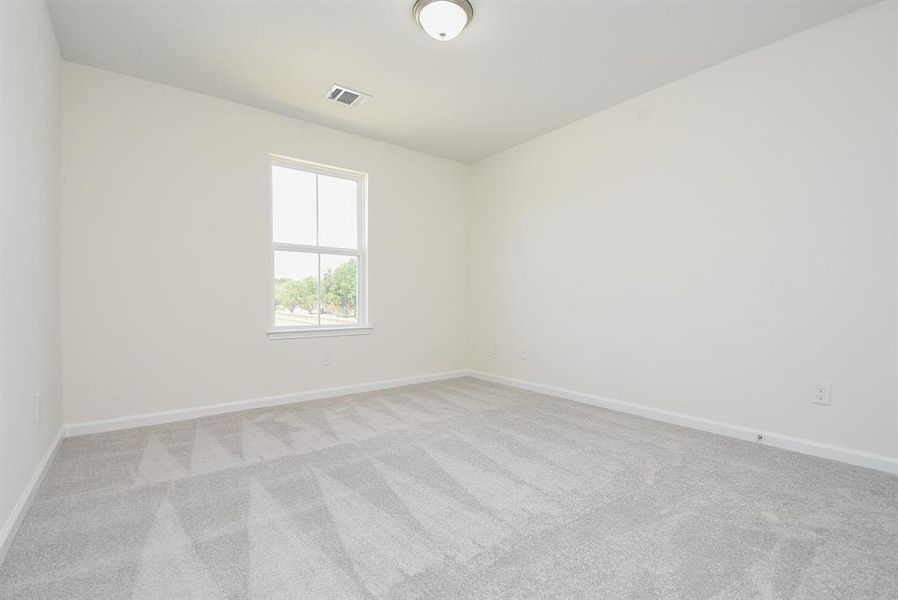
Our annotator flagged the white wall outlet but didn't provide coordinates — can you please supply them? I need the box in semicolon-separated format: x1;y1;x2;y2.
36;393;42;422
320;352;331;367
491;343;499;356
813;382;831;406
520;346;529;361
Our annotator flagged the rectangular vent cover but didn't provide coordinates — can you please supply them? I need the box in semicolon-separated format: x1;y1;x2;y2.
326;84;371;107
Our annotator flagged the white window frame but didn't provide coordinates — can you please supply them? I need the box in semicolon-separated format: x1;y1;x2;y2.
266;154;371;340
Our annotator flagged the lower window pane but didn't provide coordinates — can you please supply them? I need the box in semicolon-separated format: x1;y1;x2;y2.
320;254;358;326
274;251;319;327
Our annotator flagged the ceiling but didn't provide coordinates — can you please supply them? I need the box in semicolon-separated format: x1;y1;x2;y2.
47;0;875;163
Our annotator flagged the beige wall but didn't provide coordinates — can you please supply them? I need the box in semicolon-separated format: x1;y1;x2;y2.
468;2;898;459
60;63;469;424
0;0;62;540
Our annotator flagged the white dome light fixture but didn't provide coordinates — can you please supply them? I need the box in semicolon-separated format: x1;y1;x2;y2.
413;0;473;42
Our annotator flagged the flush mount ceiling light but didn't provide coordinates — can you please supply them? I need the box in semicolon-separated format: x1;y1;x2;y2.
413;0;473;42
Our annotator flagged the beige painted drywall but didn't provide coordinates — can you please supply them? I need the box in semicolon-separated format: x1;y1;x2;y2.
0;0;62;535
469;2;898;459
60;63;469;424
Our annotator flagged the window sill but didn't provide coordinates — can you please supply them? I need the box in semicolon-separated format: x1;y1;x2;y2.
266;326;373;340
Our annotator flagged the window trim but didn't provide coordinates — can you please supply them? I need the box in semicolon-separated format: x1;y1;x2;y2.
266;154;370;340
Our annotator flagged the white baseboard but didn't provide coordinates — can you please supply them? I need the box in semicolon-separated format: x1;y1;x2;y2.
469;370;898;476
64;369;470;437
53;366;898;472
0;427;64;565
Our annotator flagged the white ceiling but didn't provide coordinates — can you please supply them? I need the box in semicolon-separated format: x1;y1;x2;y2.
47;0;875;163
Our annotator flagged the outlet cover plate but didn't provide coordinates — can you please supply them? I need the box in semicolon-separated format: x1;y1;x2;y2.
813;382;831;406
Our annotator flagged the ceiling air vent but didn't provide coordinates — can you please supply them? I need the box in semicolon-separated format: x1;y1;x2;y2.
326;84;372;108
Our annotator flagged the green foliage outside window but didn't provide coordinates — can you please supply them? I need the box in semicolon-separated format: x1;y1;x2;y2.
274;259;357;318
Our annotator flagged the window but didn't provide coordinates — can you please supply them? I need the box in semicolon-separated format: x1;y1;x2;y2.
268;155;369;339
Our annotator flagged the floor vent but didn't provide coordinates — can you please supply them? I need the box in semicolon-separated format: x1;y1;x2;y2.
326;84;371;107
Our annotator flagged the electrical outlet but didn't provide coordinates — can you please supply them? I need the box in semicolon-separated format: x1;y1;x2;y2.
491;343;499;356
813;382;831;406
36;393;42;422
321;352;331;367
520;346;529;361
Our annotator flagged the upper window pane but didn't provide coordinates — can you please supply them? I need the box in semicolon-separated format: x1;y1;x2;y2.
272;165;316;245
318;174;358;249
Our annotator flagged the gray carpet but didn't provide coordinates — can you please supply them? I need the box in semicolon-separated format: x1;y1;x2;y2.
1;377;896;599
